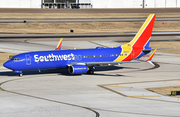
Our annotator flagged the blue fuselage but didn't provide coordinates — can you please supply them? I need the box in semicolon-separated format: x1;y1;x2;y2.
4;47;125;71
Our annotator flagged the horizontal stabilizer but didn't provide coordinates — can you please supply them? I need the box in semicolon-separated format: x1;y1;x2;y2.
142;47;175;52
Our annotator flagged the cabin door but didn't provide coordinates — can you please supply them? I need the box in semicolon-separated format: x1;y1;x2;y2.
131;50;135;59
26;54;31;65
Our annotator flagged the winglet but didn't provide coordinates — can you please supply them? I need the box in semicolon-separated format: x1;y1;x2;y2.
146;49;157;66
147;49;157;61
56;38;63;50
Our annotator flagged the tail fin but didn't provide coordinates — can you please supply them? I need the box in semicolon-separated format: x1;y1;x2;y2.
129;14;156;49
114;14;156;62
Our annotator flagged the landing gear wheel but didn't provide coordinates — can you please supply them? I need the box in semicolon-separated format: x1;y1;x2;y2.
90;70;94;74
19;73;23;77
87;70;94;74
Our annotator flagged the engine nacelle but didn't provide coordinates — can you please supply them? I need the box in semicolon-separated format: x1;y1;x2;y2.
68;65;89;74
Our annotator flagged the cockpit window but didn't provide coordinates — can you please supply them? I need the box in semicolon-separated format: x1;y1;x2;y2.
10;58;20;61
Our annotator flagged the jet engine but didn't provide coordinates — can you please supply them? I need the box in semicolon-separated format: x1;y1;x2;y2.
68;65;89;74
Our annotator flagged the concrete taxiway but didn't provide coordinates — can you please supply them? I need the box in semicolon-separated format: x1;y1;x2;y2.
0;37;180;117
0;32;180;41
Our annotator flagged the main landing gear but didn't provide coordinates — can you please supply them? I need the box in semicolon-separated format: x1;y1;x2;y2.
87;66;95;74
87;70;94;74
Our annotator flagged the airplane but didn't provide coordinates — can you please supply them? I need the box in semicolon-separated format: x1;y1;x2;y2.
3;14;156;77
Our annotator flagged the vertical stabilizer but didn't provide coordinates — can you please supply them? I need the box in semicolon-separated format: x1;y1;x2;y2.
129;14;156;48
114;14;156;62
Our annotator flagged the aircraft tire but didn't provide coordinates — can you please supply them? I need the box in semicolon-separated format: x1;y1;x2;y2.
87;70;94;74
19;73;23;77
90;70;94;74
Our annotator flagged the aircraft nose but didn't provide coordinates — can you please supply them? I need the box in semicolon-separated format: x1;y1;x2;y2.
3;60;13;70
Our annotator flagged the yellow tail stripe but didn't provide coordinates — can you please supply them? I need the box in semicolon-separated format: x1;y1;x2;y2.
130;14;154;45
114;14;155;62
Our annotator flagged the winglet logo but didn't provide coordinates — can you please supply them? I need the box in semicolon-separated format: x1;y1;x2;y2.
34;53;75;63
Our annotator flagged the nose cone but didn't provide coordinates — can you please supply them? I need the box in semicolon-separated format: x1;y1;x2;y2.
3;60;14;70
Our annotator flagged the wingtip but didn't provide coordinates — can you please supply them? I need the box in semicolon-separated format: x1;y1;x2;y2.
56;38;63;50
146;49;157;62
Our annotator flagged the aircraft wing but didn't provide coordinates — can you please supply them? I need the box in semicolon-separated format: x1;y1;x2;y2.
86;61;140;66
68;61;140;67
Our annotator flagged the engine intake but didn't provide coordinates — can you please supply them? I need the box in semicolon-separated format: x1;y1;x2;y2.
68;65;89;74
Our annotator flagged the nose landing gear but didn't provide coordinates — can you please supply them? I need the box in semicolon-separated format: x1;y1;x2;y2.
19;73;23;77
13;70;23;77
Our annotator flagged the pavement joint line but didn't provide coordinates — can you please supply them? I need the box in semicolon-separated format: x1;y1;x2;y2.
99;78;180;86
0;46;30;52
156;62;180;65
88;41;109;48
128;95;160;97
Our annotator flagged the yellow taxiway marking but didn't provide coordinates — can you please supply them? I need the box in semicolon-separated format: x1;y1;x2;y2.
177;79;180;81
103;85;132;88
98;85;127;97
99;85;160;98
